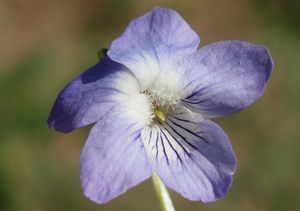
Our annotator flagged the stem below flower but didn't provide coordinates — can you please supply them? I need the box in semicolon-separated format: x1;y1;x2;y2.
152;173;176;211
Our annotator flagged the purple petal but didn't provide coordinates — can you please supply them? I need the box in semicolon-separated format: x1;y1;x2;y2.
180;41;273;117
141;108;236;202
80;108;152;204
47;57;140;133
108;7;200;90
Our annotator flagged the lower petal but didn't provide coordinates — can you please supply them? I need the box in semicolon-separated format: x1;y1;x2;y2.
141;109;236;202
80;107;152;204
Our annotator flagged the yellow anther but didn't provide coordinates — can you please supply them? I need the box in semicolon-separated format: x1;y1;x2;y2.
154;107;165;122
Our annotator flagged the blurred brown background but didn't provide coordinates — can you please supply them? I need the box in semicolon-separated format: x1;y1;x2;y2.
1;0;300;210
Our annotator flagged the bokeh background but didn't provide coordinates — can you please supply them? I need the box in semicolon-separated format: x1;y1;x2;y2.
1;0;300;210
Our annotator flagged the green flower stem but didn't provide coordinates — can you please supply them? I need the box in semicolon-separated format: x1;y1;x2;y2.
152;173;176;211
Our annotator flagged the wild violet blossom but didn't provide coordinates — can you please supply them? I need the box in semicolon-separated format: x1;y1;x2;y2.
48;7;273;204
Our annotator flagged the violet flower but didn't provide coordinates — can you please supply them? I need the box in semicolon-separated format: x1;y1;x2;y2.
48;7;273;204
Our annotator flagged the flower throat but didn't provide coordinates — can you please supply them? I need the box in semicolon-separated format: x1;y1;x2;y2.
144;87;180;123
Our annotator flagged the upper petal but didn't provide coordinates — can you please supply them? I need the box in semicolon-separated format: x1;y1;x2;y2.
180;41;273;117
108;7;200;90
141;108;236;202
47;57;140;133
80;106;152;204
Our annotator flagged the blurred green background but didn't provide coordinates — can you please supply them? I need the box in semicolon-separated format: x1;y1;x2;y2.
1;0;299;210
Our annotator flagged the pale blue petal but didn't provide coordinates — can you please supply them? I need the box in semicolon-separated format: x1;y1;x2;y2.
48;57;140;132
108;7;200;90
141;107;236;202
80;108;152;204
180;41;273;117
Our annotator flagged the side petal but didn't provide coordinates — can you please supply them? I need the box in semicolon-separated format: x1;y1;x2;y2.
47;57;140;133
180;41;273;117
108;7;200;90
141;109;236;202
80;107;152;204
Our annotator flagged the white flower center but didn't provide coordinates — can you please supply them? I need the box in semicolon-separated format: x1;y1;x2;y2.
125;65;185;127
143;71;183;125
